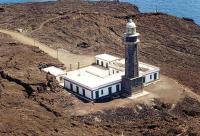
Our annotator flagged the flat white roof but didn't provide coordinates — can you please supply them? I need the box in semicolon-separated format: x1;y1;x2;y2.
139;62;159;71
112;59;159;72
64;64;159;91
42;66;66;76
64;54;160;91
95;54;120;62
64;65;123;90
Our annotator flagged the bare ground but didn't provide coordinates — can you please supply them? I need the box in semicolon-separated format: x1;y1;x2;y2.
0;29;94;70
0;28;200;136
0;0;200;136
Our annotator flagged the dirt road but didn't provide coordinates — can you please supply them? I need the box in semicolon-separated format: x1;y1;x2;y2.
0;29;94;70
69;75;193;116
30;15;68;34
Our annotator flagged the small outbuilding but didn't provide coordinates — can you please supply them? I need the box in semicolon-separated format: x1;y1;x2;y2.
42;66;66;83
95;54;120;68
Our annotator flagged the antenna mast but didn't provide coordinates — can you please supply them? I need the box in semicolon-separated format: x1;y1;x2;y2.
155;0;158;13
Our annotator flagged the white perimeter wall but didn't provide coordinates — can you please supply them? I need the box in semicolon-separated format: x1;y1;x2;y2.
143;71;160;84
64;80;92;99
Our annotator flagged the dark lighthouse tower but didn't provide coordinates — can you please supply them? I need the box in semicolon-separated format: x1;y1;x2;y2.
124;19;139;78
122;19;143;95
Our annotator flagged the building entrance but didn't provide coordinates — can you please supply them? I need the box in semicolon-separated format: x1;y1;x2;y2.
154;73;157;80
108;87;112;95
95;91;99;99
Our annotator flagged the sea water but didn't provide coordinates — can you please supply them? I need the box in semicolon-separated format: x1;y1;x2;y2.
123;0;200;25
91;0;200;25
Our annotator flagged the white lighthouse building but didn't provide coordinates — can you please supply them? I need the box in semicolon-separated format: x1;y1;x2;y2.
63;19;160;102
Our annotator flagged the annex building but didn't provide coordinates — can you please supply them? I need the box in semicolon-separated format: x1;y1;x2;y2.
63;19;160;101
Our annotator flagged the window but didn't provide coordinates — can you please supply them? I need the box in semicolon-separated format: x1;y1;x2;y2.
101;90;103;95
127;28;134;34
97;60;99;65
126;37;137;42
116;71;119;73
82;89;85;96
59;76;63;81
70;83;73;91
76;86;79;93
108;87;112;95
113;70;115;74
150;75;152;80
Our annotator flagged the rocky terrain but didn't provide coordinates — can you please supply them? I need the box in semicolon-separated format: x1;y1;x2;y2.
31;11;200;94
0;0;138;30
0;0;200;135
73;97;200;136
0;33;84;135
1;0;198;94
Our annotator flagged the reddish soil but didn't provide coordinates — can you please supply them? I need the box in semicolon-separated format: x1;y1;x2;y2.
30;12;200;95
73;97;200;136
38;13;200;95
0;0;200;136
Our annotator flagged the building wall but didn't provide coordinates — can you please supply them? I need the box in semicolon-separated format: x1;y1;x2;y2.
64;80;92;99
96;58;109;68
64;80;70;89
56;75;65;83
143;71;160;84
109;67;120;75
124;42;139;78
64;70;160;101
64;79;121;100
85;89;92;99
92;82;121;99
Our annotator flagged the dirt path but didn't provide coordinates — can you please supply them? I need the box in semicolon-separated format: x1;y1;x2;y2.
30;15;68;34
0;29;94;70
70;75;190;116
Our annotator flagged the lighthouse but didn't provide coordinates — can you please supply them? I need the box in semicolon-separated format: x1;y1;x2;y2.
63;18;160;102
122;19;143;95
124;19;139;78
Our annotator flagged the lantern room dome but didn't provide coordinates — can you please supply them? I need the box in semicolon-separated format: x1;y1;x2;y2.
126;19;137;35
126;19;136;29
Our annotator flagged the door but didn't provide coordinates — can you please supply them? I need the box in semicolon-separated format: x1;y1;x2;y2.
116;84;120;92
108;87;112;95
82;89;85;96
143;77;146;83
154;73;157;80
76;86;79;94
97;60;99;65
95;91;99;99
101;61;103;67
70;83;73;91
